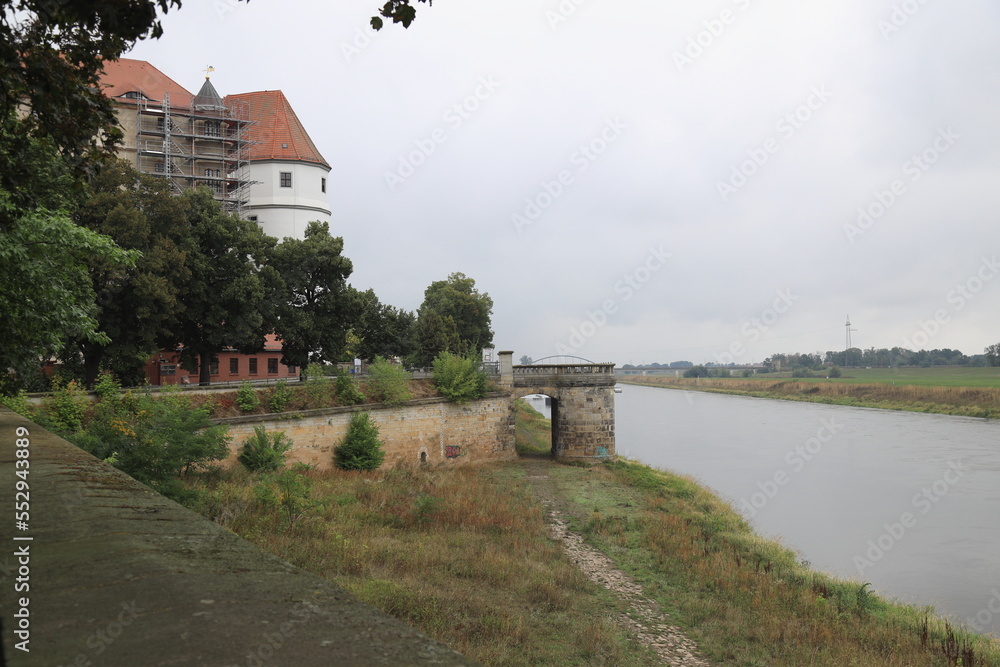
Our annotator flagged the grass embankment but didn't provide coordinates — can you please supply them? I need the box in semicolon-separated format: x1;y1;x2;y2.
621;375;1000;418
189;464;659;666
184;400;1000;666
514;398;552;455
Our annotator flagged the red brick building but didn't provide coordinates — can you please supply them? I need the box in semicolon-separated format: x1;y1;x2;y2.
145;334;299;386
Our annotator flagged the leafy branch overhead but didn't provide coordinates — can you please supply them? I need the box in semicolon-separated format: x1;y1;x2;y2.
371;0;432;30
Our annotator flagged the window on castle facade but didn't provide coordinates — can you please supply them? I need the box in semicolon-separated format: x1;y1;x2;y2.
280;172;292;188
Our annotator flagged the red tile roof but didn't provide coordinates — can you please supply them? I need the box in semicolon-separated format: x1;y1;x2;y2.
225;90;329;168
99;58;192;105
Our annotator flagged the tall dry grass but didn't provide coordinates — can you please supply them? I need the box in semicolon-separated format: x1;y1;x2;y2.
187;464;659;666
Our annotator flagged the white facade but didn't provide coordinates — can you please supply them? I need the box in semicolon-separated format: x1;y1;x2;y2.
245;160;332;240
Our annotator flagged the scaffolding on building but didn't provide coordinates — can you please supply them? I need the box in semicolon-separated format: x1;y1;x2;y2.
133;90;256;216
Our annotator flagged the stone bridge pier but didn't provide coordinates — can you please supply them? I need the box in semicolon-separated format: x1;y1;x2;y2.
498;352;616;462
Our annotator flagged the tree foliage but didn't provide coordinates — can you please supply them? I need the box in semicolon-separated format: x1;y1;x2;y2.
412;272;493;367
66;158;191;386
352;288;416;361
432;352;488;403
0;187;137;391
238;426;292;473
367;356;412;406
370;0;432;30
271;221;359;369
986;343;1000;367
158;188;280;385
334;411;385;471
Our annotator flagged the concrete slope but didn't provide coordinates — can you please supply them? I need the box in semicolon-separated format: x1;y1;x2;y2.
0;408;478;666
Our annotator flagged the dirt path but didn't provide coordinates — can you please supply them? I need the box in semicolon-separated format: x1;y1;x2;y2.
522;458;710;667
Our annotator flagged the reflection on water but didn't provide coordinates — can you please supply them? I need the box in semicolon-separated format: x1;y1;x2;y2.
615;383;1000;636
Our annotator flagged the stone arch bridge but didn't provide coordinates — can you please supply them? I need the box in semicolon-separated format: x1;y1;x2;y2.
498;352;616;462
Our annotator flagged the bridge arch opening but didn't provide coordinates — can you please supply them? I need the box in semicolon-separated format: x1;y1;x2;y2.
514;393;557;458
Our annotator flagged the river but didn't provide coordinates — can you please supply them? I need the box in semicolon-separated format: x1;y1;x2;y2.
598;385;1000;635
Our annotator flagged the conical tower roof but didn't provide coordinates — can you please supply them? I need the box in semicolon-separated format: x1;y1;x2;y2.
193;77;226;111
225;90;329;168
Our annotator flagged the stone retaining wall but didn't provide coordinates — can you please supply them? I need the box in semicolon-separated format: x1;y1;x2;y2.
214;394;516;470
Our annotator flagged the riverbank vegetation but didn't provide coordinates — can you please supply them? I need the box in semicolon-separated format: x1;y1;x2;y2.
179;454;1000;666
620;375;1000;419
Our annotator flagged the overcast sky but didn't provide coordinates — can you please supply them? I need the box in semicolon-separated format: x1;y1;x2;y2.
126;0;1000;365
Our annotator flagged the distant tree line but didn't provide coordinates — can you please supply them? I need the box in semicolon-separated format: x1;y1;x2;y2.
622;345;999;374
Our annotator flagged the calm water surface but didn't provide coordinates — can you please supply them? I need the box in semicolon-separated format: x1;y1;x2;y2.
612;384;1000;635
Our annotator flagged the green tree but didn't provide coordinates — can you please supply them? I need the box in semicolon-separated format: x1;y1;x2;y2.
271;221;359;369
0;189;137;391
413;272;493;366
986;343;1000;367
683;365;709;378
65;158;191;386
352;288;417;361
159;188;280;385
334;411;385;471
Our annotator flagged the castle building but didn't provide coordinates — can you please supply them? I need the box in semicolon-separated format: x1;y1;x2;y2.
98;58;330;240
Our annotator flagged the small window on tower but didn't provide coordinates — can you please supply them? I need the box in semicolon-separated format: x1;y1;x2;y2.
321;177;326;193
280;172;292;188
155;162;164;173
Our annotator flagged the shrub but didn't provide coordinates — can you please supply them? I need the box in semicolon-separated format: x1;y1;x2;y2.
367;357;412;406
238;425;292;472
268;379;292;413
828;366;842;378
93;372;122;400
237;381;261;413
683;365;710;378
335;369;366;405
432;352;487;403
334;411;385;471
304;363;331;406
44;378;89;433
69;388;230;500
0;390;36;419
792;368;814;378
254;464;318;527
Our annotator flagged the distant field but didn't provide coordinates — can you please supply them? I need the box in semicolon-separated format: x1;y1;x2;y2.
757;366;1000;388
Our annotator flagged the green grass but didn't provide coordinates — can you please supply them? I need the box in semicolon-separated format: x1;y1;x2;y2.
556;459;1000;666
514;398;552;455
757;367;1000;388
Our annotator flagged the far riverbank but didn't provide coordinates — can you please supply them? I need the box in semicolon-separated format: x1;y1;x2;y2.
619;376;1000;418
